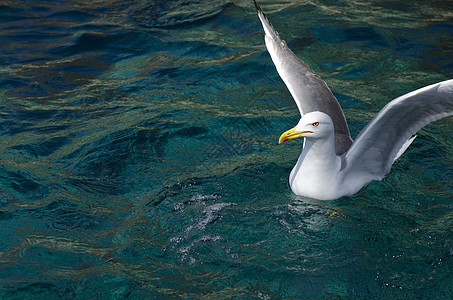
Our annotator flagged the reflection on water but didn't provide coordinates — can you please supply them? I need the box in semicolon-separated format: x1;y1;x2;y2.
0;0;452;298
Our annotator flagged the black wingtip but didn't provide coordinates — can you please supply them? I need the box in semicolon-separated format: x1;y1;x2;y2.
252;0;262;14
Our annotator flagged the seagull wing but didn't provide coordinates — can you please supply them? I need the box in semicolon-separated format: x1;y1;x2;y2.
344;79;453;183
253;0;352;155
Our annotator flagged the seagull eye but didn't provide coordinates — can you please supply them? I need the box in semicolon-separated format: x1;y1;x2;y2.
312;122;319;127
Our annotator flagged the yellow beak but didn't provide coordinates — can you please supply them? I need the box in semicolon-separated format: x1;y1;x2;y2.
279;126;312;144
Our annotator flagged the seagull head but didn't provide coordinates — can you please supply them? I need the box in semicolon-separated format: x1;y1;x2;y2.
279;111;334;144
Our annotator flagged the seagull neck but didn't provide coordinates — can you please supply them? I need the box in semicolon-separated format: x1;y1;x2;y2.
301;137;338;164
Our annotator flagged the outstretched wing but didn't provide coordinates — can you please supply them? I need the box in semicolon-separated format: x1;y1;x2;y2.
253;0;352;155
344;79;453;181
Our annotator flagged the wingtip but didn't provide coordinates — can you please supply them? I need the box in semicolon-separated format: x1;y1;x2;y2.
252;0;264;17
252;0;260;12
252;0;277;39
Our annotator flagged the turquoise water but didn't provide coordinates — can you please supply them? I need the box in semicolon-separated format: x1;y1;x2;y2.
0;0;452;298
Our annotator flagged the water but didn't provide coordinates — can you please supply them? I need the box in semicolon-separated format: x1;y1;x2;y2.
0;0;452;298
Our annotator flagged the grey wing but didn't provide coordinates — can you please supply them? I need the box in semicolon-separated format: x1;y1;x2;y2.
344;79;453;182
253;0;352;155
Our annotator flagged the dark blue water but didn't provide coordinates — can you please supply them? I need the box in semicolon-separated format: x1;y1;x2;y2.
0;0;452;298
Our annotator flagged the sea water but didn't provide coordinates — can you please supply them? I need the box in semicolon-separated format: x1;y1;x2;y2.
0;0;452;298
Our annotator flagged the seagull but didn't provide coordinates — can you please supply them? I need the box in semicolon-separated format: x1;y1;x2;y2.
252;0;453;200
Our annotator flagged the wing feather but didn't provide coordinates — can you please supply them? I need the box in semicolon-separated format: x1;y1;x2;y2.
253;0;352;155
344;80;453;183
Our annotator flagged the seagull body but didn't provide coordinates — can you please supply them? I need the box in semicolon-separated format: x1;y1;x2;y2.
253;1;453;200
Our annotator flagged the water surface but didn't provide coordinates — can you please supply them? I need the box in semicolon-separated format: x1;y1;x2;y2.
0;0;452;298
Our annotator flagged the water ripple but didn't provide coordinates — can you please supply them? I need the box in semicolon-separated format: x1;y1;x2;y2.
0;0;451;298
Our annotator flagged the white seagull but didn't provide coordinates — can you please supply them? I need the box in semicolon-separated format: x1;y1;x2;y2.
253;0;453;200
